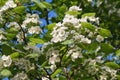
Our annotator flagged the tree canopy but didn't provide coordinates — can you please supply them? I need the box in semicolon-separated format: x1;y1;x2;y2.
0;0;120;80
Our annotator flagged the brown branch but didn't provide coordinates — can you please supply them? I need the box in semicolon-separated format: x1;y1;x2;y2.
17;23;27;45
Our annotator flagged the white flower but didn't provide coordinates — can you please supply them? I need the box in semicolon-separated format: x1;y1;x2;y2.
0;0;16;12
88;0;92;2
42;77;49;80
51;23;68;43
0;34;6;40
1;55;12;67
63;14;81;28
96;35;104;42
89;60;96;65
16;32;24;43
69;6;82;11
50;64;56;71
88;32;94;38
49;56;60;64
28;26;41;34
21;14;40;29
100;75;107;80
71;51;82;61
51;50;59;57
7;22;20;29
80;37;91;44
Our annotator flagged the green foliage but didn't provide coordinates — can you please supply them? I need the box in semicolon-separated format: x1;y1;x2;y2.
82;13;96;18
29;38;44;45
0;69;12;77
26;53;39;59
81;22;95;31
10;52;20;59
0;0;119;80
115;49;120;56
105;62;120;69
1;44;12;55
61;40;74;45
66;11;81;16
51;68;62;78
13;6;26;14
98;28;112;37
100;43;114;54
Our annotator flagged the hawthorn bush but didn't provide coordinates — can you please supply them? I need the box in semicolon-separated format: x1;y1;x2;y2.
0;0;119;80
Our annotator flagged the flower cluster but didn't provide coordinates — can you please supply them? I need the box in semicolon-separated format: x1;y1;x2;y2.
1;55;12;67
47;48;60;71
51;22;68;43
0;29;6;41
21;13;40;29
51;6;103;45
83;58;117;79
15;13;41;43
28;26;41;34
11;72;30;80
67;46;83;61
14;58;33;71
7;22;20;30
0;0;17;23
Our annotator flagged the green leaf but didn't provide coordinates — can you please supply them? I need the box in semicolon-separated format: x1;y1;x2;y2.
82;13;95;18
47;23;56;31
32;0;46;9
59;76;67;80
117;75;120;80
41;61;48;68
105;62;120;69
0;0;8;7
86;42;99;54
115;49;120;56
42;2;52;9
51;68;62;78
81;22;95;31
26;53;39;58
2;44;12;55
61;40;74;45
39;55;46;64
10;52;20;59
66;11;81;15
100;43;114;54
13;6;26;14
29;38;44;45
98;28;112;37
6;33;16;40
0;69;12;77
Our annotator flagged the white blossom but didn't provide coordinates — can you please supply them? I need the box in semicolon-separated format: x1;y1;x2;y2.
80;37;91;44
51;23;68;43
7;22;20;29
28;26;41;34
71;51;82;61
42;77;49;80
0;0;16;12
100;75;107;80
16;32;24;43
49;56;60;64
21;13;40;29
50;64;56;71
11;72;29;80
88;0;92;2
63;14;81;28
1;55;12;67
0;34;6;40
96;35;104;42
69;6;82;11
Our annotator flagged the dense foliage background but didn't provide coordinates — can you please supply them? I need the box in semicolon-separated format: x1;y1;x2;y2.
0;0;120;80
